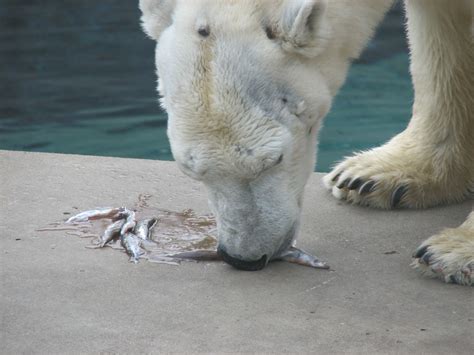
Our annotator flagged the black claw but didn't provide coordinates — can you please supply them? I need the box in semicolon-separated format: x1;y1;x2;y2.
332;172;342;182
421;252;433;265
391;185;407;208
449;275;458;284
348;178;363;190
359;180;375;195
413;245;429;259
337;178;351;189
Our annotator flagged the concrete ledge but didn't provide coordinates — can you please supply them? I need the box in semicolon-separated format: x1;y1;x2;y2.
1;150;472;353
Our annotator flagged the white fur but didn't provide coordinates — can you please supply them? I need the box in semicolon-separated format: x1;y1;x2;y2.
140;0;473;281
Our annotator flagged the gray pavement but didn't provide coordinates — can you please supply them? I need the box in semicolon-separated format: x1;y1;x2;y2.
1;150;473;354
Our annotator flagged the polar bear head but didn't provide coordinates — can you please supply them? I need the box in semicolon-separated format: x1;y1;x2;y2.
140;0;333;270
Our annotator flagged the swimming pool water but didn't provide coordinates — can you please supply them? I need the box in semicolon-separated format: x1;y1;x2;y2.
0;1;411;172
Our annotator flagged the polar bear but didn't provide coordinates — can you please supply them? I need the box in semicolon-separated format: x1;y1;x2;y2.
139;0;473;284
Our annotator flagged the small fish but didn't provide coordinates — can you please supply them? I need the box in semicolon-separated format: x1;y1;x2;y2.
134;218;158;240
275;246;329;269
120;232;143;263
99;219;126;247
66;207;125;223
119;209;137;235
168;250;221;261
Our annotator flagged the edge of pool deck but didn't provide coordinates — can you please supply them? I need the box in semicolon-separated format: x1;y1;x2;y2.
1;150;473;354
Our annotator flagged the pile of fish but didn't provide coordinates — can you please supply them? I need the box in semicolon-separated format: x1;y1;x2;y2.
66;207;219;264
60;204;329;270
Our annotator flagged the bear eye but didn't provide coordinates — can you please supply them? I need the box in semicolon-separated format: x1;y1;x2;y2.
276;154;284;165
265;26;276;40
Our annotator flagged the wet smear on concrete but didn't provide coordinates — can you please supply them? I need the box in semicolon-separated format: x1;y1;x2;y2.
37;195;330;269
37;194;218;265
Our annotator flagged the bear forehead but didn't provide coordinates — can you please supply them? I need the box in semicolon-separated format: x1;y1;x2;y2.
175;0;283;30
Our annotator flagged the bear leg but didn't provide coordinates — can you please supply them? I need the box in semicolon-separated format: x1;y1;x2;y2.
324;0;474;209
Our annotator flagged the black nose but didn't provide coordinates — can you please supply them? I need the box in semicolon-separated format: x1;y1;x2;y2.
217;246;267;271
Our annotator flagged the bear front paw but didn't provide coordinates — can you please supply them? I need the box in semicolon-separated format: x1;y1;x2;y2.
412;220;474;286
322;132;473;209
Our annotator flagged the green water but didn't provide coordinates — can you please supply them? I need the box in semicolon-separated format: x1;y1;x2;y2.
318;53;412;171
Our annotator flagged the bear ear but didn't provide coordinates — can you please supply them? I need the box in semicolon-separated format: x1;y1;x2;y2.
139;0;176;41
279;0;329;57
